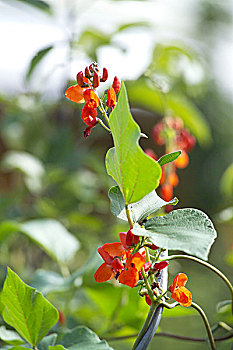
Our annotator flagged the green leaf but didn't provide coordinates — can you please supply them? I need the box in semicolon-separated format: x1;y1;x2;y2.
15;0;51;13
158;151;181;166
49;346;67;350
57;326;114;350
0;326;24;345
21;219;80;263
1;151;45;194
8;347;29;350
133;208;217;260
1;268;59;347
109;186;178;223
38;334;58;350
105;83;161;204
0;221;21;241
26;46;53;81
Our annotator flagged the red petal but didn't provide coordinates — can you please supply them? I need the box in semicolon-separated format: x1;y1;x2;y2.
65;85;84;103
94;263;114;283
102;242;125;260
127;252;145;272
118;267;139;288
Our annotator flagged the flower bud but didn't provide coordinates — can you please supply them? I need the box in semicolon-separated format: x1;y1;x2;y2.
85;66;91;78
76;71;84;87
93;71;100;88
112;76;121;94
100;67;108;82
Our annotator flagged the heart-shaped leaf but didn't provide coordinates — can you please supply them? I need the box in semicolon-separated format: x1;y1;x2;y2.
105;83;161;204
1;268;58;347
133;208;217;260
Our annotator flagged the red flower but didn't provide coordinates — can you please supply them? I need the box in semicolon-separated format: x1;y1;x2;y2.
169;273;192;307
119;229;139;249
65;77;91;104
112;76;121;94
118;252;145;288
81;106;98;126
107;87;116;109
94;242;125;283
83;89;99;109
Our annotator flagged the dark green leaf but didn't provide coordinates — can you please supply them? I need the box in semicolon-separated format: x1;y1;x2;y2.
58;326;114;350
105;83;161;204
26;46;53;81
1;268;59;347
0;326;24;345
109;186;178;222
133;208;217;260
15;0;51;13
158;151;181;166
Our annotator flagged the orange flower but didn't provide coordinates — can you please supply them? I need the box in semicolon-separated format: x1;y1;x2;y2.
106;87;116;109
94;242;125;283
175;150;189;169
119;229;139;249
83;89;99;109
118;252;145;288
81;106;98;126
169;273;192;307
65;77;91;104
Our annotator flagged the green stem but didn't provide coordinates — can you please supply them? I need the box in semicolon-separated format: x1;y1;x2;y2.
100;100;110;125
141;267;156;301
125;205;134;228
191;302;216;350
98;119;111;132
165;255;233;313
145;247;154;284
132;301;157;350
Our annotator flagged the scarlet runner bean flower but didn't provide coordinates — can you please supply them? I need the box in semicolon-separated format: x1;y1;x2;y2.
169;273;192;307
118;252;146;288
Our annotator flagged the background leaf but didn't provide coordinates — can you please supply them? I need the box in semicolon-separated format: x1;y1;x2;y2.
14;0;51;13
1;268;59;347
105;83;161;204
109;186;178;222
26;46;53;81
21;219;80;263
0;326;24;345
38;334;58;350
57;326;114;350
133;208;217;260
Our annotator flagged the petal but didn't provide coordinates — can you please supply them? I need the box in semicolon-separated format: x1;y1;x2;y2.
171;286;192;307
119;232;128;249
83;89;99;108
102;242;125;260
65;85;84;103
118;267;139;288
177;273;188;287
106;87;116;108
127;252;145;272
112;258;124;273
81;106;97;126
94;263;114;283
98;246;113;265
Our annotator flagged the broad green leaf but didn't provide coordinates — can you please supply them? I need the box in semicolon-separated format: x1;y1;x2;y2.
14;0;51;13
1;268;59;347
8;347;29;350
49;346;67;350
26;46;53;81
1;151;45;194
127;79;212;146
38;334;57;350
58;326;114;350
21;219;80;263
0;326;24;345
105;83;161;204
109;186;178;222
133;208;217;260
158;151;181;166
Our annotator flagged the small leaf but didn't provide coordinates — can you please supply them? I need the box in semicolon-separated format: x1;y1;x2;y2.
21;219;80;263
26;46;53;81
133;208;217;260
38;334;57;350
0;326;24;345
58;326;114;349
158;151;181;166
1;268;59;347
105;83;161;204
15;0;51;13
109;186;178;222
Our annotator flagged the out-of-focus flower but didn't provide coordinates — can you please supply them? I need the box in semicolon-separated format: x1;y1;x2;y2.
169;273;192;307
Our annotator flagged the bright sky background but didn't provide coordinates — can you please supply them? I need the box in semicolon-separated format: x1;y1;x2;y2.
0;0;232;100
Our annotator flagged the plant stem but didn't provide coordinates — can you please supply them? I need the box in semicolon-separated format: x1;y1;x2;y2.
165;254;233;313
145;247;154;284
98;118;111;132
191;302;216;350
132;301;157;350
141;267;156;301
100;100;110;125
125;205;134;228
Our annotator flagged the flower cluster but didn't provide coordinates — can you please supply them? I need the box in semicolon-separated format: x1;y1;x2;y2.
65;62;120;137
146;116;195;212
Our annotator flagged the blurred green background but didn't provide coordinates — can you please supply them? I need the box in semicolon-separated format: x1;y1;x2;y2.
0;0;232;349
